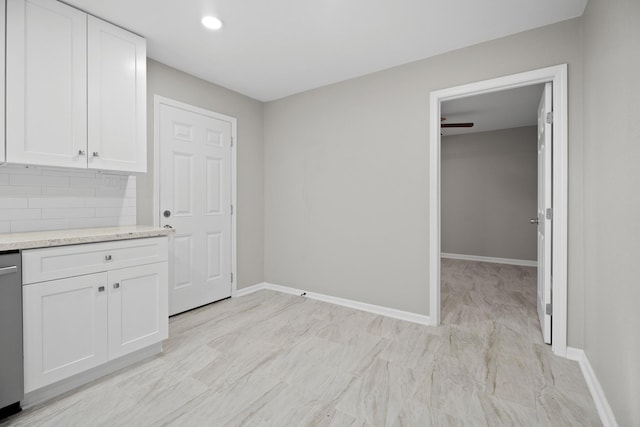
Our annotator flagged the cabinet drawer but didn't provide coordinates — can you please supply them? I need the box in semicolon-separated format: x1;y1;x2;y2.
23;237;168;284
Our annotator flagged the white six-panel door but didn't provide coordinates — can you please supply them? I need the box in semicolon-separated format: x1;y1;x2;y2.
159;102;234;315
537;82;553;344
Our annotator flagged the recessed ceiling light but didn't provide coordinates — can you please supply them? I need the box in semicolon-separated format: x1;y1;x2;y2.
201;16;223;30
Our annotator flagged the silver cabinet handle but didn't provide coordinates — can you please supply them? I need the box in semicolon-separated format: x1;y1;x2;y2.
0;266;18;276
529;218;539;225
93;152;99;157
113;283;120;289
105;255;112;261
78;149;86;156
98;286;105;292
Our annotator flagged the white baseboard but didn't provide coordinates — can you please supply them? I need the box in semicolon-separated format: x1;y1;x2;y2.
234;282;267;298
441;252;538;267
233;282;430;326
566;347;618;427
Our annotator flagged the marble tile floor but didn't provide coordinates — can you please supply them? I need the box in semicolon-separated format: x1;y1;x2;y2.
2;259;601;426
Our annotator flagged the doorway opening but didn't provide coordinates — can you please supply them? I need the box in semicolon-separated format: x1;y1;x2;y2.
429;65;568;357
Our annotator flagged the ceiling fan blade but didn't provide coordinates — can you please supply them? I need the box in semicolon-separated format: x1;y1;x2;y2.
441;122;474;128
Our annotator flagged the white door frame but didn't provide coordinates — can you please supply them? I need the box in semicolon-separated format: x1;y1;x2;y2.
152;95;238;297
428;64;568;357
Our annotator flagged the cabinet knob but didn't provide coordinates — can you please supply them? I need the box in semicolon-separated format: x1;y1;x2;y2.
113;283;120;289
105;255;112;261
98;286;105;292
93;152;99;157
78;150;86;156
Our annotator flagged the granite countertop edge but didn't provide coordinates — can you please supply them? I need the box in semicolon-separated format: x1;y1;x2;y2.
0;226;174;251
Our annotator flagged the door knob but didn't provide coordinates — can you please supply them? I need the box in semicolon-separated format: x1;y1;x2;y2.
529;218;539;225
163;210;171;218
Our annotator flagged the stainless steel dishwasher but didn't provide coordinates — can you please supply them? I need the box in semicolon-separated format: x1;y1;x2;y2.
0;251;23;419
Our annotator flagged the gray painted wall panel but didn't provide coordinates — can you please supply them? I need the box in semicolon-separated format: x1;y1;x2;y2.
582;0;640;424
264;18;584;348
441;127;537;261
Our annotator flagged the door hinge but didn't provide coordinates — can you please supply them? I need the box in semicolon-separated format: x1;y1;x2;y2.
546;112;553;124
231;136;234;147
546;303;552;316
546;208;553;220
231;272;234;283
231;204;234;215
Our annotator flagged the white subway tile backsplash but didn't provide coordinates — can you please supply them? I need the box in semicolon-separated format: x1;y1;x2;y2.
0;166;136;234
83;197;127;208
41;169;97;178
28;197;85;208
95;206;136;218
0;209;41;221
11;219;70;233
69;217;123;228
42;186;96;197
10;174;69;187
42;207;96;219
0;198;29;209
0;186;42;197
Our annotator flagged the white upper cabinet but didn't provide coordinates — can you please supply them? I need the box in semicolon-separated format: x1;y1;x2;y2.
88;16;147;173
5;0;147;173
6;0;88;169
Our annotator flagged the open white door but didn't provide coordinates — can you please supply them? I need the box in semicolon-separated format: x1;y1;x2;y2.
159;102;233;315
537;82;553;344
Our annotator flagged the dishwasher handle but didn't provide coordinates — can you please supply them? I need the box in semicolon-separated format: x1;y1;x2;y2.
0;266;18;276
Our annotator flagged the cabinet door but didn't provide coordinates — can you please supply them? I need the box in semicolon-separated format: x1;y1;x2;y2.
108;263;168;360
88;16;147;173
23;273;108;393
6;0;88;168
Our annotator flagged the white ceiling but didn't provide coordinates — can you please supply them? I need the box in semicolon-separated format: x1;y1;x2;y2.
441;84;545;136
64;0;587;101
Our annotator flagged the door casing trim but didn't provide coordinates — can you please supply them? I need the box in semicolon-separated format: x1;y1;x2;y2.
152;95;238;297
428;64;568;357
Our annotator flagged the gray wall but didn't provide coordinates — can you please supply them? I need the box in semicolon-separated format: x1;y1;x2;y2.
582;0;640;424
264;17;585;348
138;59;265;290
441;127;537;261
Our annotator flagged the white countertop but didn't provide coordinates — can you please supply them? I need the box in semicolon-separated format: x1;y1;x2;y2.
0;225;174;251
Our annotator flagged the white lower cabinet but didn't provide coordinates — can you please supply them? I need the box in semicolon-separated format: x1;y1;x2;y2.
22;238;169;393
108;263;168;360
23;273;108;392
